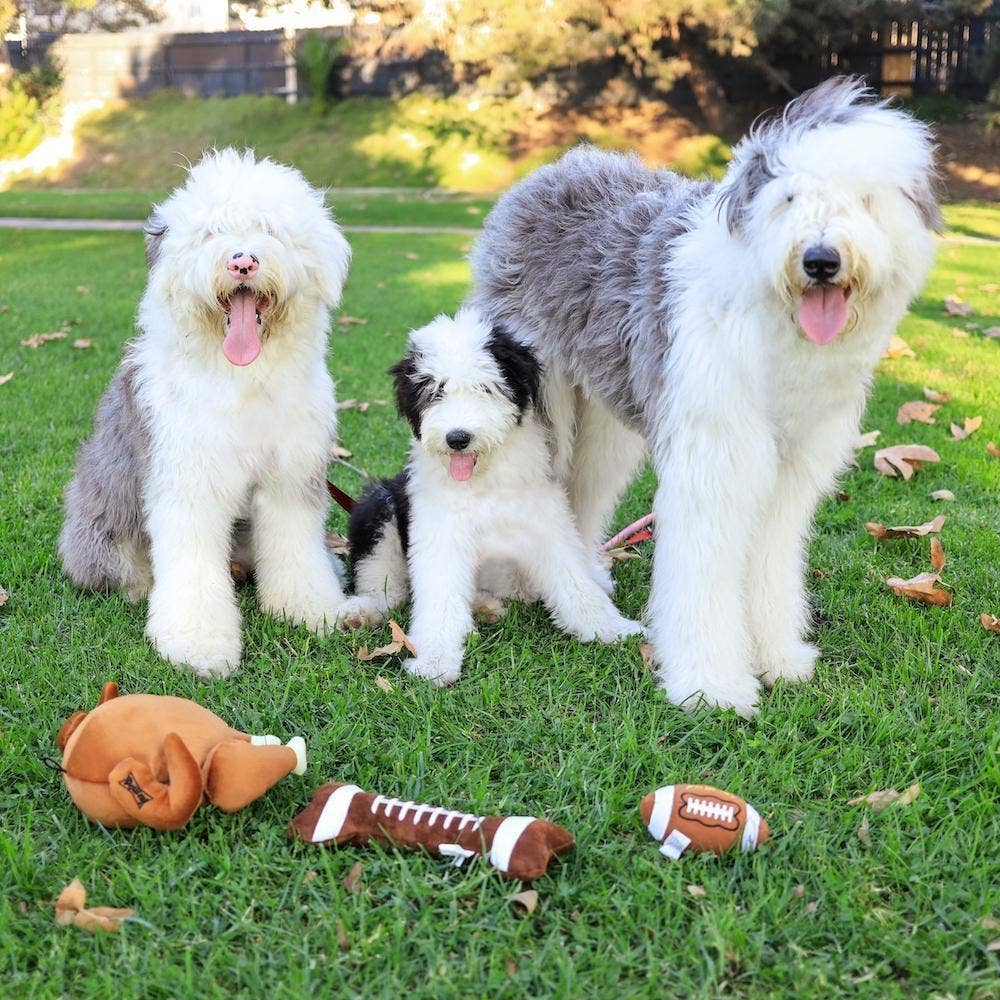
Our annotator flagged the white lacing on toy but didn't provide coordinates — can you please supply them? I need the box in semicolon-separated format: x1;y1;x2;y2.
370;795;484;833
683;796;736;825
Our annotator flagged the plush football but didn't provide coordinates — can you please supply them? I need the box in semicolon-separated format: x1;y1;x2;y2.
640;784;769;859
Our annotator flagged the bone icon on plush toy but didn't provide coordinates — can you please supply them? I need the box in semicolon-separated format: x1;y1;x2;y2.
641;784;770;859
57;682;307;830
289;781;574;881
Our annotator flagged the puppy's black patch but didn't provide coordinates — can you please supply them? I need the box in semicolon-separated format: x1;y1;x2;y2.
388;351;435;438
486;326;543;417
347;468;411;579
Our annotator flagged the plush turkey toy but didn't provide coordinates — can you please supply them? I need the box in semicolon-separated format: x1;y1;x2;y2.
56;682;306;830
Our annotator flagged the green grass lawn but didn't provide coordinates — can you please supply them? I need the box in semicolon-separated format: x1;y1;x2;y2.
0;225;998;997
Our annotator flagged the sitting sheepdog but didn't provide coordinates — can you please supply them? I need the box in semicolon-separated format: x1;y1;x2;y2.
60;149;351;677
339;309;642;686
470;77;940;715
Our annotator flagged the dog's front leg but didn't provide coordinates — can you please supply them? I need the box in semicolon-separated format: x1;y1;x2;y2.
522;488;643;643
646;402;777;717
748;418;855;686
402;513;477;687
145;478;245;679
253;477;345;634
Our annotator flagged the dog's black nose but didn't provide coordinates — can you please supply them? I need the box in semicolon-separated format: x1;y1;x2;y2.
445;430;472;451
803;245;841;282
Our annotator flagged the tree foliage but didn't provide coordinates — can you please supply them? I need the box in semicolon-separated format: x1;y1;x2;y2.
345;0;995;131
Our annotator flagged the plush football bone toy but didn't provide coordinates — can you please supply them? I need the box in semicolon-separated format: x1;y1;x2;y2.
641;784;770;859
289;782;574;881
56;682;306;830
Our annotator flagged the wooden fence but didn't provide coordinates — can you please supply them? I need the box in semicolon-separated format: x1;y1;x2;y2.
829;8;998;97
47;29;299;103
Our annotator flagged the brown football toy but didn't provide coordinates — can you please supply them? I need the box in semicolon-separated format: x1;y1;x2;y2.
641;784;770;859
56;682;307;830
289;782;574;880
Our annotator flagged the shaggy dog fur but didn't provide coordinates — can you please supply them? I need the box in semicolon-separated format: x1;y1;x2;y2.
339;309;642;686
60;149;351;678
470;78;939;715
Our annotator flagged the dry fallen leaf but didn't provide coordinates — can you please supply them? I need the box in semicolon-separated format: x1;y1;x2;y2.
983;326;1000;339
897;400;939;425
229;561;249;585
929;537;946;573
882;335;915;359
332;445;353;459
981;614;1000;634
72;339;93;350
982;916;1000;931
987;940;1000;953
76;284;90;295
943;295;973;317
922;387;951;404
342;862;364;894
793;884;805;898
848;784;921;811
356;619;415;661
55;878;87;922
20;331;67;348
639;643;656;673
303;870;319;884
511;889;539;913
54;878;135;933
325;532;349;555
873;444;941;480
856;430;881;449
404;252;420;261
0;585;7;607
375;674;394;693
865;515;945;540
0;372;13;386
686;885;707;898
337;315;368;326
804;901;819;915
606;546;641;562
950;416;983;440
857;815;872;848
389;619;416;655
886;571;952;606
930;489;956;502
987;442;1000;459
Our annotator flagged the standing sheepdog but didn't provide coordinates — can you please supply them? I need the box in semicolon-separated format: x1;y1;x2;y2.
470;78;939;715
60;149;351;678
340;309;642;686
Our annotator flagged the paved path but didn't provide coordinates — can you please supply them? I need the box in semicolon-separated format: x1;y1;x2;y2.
0;216;995;245
0;217;481;237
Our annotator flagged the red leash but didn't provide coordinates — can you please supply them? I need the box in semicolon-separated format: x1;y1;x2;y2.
327;479;355;514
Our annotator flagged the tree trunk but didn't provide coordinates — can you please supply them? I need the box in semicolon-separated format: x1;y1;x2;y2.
677;28;734;137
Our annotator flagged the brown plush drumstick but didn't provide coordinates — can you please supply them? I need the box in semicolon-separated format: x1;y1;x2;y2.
289;782;573;881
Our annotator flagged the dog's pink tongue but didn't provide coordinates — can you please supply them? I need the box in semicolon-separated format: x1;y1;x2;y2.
223;289;261;366
799;286;848;345
449;453;476;482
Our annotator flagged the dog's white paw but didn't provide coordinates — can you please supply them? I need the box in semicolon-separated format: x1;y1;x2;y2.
756;641;818;687
337;596;387;630
403;656;462;688
148;626;241;680
472;593;507;624
591;615;644;643
658;662;761;718
261;589;343;636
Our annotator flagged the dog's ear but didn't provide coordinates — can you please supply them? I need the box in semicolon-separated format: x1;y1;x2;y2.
487;326;543;415
718;142;774;236
388;348;430;438
903;175;944;233
143;209;168;268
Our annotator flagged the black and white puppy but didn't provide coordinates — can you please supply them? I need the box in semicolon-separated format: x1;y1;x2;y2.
339;309;642;686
